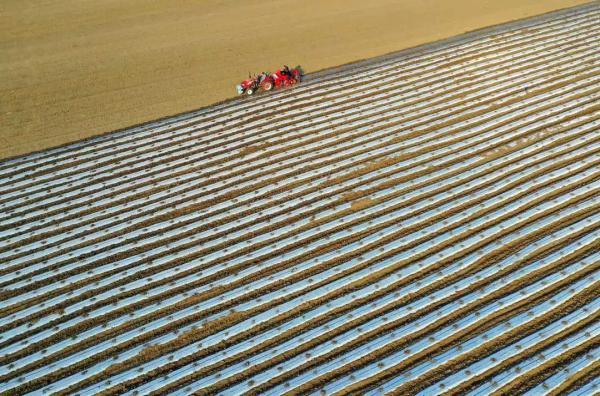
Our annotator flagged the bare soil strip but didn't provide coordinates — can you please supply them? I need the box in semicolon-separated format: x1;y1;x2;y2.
445;314;599;394
337;282;599;395
547;358;600;395
490;335;599;396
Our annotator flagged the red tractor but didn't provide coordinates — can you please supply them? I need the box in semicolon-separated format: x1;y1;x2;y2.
236;65;303;96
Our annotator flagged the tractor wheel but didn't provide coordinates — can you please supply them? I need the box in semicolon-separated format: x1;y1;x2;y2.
262;81;273;91
246;88;254;96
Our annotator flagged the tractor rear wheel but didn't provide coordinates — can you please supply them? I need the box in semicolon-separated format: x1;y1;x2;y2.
262;81;273;91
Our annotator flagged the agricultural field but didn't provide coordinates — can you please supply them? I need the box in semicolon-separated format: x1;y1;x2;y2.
0;0;591;160
0;2;599;395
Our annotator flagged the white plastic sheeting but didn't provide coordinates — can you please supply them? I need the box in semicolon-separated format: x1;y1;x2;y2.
1;4;599;395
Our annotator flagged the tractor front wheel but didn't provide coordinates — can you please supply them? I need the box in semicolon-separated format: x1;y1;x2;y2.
246;88;254;96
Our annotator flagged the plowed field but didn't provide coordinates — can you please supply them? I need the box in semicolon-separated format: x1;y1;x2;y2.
0;0;591;160
0;3;599;395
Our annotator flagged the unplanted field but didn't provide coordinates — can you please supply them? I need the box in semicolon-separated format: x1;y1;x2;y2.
0;4;599;395
0;0;593;160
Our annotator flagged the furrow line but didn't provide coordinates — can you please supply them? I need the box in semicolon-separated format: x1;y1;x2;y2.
547;357;600;396
2;138;596;384
443;315;599;394
24;203;600;394
309;280;600;395
111;217;600;395
524;346;598;396
3;140;596;390
491;336;599;396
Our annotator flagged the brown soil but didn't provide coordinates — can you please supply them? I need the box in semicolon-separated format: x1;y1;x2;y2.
547;358;600;395
447;314;599;394
2;7;598;394
0;0;590;160
491;336;599;395
344;282;599;395
350;198;376;211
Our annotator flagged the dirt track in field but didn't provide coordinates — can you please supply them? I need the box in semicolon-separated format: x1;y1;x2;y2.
0;0;591;160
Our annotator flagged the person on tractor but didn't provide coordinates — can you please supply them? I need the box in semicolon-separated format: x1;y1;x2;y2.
281;65;292;78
